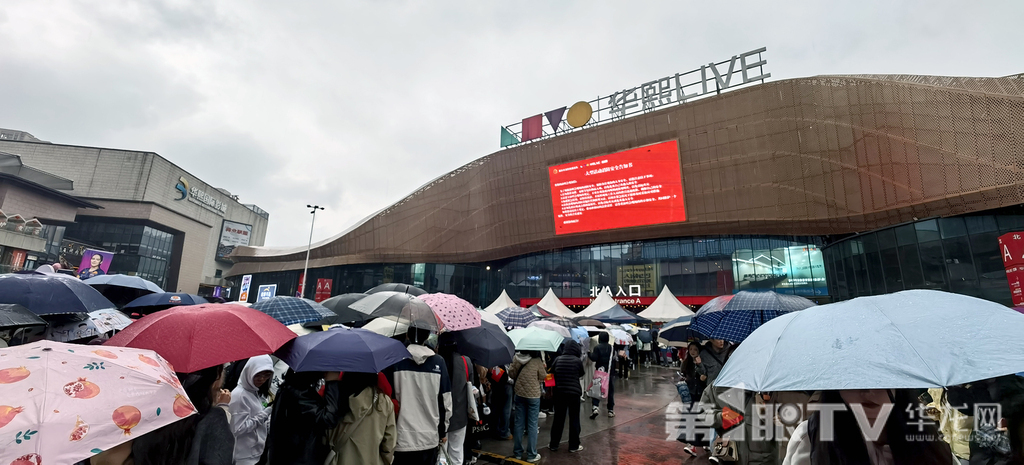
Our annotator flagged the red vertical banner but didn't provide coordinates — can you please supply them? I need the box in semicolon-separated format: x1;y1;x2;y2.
314;278;333;303
10;250;26;270
297;273;305;298
998;232;1024;306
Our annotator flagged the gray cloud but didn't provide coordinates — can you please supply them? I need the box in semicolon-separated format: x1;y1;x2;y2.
0;0;1021;247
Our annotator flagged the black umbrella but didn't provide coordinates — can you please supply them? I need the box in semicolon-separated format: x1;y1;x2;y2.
0;304;47;328
441;320;515;367
574;318;606;328
303;293;371;328
83;274;163;308
0;273;115;315
349;291;440;331
366;283;427;296
636;329;653;343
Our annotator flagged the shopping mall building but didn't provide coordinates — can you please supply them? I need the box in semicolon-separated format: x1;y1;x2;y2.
226;62;1024;309
0;129;269;295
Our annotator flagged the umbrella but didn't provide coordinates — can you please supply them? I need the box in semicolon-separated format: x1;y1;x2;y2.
590;306;641;324
636;329;653;343
349;292;441;332
573;318;605;328
250;296;335;326
0;340;196;464
304;293;371;327
478;310;508;334
366;283;427;296
104;304;296;373
0;273;115;316
541;316;577;328
278;327;410;373
420;293;481;331
656;314;696;347
609;329;633;345
122;293;208;315
714;290;1024;391
495;307;538;329
691;291;815;343
527;320;571;338
45;310;135;342
83;274;163;308
507;327;564;352
442;320;515;367
0;304;46;329
362;317;409;338
568;327;589;345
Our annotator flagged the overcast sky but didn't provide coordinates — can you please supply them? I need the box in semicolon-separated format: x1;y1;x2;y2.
1;0;1021;247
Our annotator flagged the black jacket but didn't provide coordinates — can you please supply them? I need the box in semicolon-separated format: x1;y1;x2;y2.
265;379;344;465
588;343;614;373
551;341;585;396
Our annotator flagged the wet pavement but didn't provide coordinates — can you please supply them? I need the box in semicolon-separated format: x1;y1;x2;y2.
473;365;710;465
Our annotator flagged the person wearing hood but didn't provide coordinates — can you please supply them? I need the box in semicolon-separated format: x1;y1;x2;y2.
549;340;585;453
263;369;344;465
588;332;616;419
386;327;452;465
509;350;547;463
327;372;397;465
229;355;274;465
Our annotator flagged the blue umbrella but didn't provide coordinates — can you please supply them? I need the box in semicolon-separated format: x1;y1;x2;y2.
279;327;411;373
495;306;538;329
715;290;1024;391
657;314;697;347
569;327;589;344
123;293;208;314
251;296;335;326
0;273;115;315
691;291;814;343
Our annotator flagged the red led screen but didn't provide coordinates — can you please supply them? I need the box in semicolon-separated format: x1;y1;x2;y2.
548;140;686;235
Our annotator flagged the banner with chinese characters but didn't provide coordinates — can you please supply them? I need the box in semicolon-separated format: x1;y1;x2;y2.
314;278;332;303
998;232;1024;305
216;220;252;262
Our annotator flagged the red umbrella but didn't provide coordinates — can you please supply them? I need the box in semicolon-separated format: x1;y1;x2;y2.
104;303;296;373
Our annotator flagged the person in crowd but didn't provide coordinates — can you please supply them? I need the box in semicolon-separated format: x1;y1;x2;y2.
78;253;106;279
327;372;397;465
783;390;955;465
263;370;344;465
222;357;248;392
948;378;1013;465
549;340;585;453
509;350;547;463
615;339;630;380
229;355;274;465
681;342;706;407
132;364;234;465
489;364;513;440
386;327;452;465
699;339;731;386
589;332;616;419
438;337;474;465
651;327;664;366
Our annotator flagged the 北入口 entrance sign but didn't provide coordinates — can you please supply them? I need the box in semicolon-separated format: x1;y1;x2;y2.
501;47;769;147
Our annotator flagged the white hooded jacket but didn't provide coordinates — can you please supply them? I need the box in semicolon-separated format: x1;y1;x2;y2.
229;355;274;465
387;343;453;452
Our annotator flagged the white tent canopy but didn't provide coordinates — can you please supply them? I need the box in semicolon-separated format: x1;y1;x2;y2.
577;287;621;317
483;289;518;314
638;285;695;322
535;288;576;317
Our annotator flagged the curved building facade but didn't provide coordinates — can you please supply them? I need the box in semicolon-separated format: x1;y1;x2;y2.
228;73;1024;308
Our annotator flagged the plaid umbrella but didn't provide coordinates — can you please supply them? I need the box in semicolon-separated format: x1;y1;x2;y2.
251;296;335;326
541;316;577;328
495;306;538;329
691;291;815;343
420;293;481;331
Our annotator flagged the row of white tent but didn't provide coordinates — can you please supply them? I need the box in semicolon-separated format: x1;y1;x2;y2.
481;285;695;322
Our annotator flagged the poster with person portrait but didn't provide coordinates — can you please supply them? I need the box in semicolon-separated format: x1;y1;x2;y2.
78;249;114;280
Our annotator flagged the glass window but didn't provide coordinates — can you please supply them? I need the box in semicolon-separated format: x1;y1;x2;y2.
997;215;1024;233
939;217;968;239
915;220;940;243
877;229;898;250
881;247;903;292
865;251;885;295
943;235;978;296
895;225;918;247
917;240;947;290
898;245;925;288
965;216;998;234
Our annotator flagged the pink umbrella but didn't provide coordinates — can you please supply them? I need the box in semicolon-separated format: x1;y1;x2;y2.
420;294;482;332
0;340;196;464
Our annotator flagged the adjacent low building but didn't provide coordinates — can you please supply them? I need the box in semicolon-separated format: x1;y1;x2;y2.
0;131;269;295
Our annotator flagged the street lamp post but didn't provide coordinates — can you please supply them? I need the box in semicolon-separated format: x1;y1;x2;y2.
301;204;324;299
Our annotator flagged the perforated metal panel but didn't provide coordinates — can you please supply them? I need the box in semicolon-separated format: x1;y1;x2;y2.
228;74;1024;276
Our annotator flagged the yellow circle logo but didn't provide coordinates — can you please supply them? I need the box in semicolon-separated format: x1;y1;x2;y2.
567;101;593;128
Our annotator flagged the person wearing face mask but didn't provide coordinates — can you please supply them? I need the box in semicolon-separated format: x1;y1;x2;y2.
783;390;955;465
229;355;275;465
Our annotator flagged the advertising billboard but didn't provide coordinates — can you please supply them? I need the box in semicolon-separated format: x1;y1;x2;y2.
731;245;827;296
77;249;114;280
548;140;685;235
238;275;252;302
217;220;253;262
256;284;277;302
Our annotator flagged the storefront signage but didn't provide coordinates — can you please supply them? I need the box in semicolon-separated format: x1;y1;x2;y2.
174;176;227;215
256;284;277;302
216;220;252;261
502;47;769;147
314;278;333;302
998;232;1024;305
238;275;252;302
